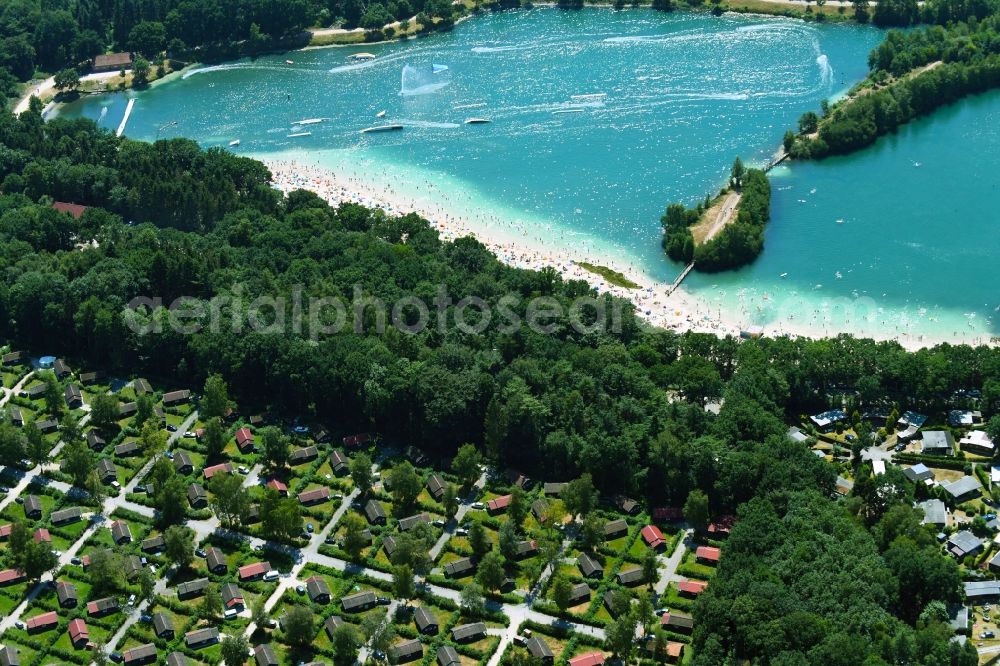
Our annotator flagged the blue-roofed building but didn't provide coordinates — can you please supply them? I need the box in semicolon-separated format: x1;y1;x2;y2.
898;411;928;429
916;499;947;527
944;476;981;502
810;409;847;432
922;431;955;456
947;530;983;559
903;463;934;483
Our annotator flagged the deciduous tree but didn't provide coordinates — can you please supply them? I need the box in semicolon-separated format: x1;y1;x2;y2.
283;604;314;647
164;525;193;569
350;452;373;495
451;443;482;487
476;549;506;591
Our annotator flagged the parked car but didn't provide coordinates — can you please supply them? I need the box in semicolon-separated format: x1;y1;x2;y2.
164;451;174;459
238;466;249;474
14;621;25;630
109;652;123;663
127;594;136;606
195;549;207;558
135;485;147;493
470;502;485;510
325;536;336;545
456;528;468;537
296;585;305;595
432;520;445;528
377;596;390;606
166;425;177;432
71;556;82;565
306;523;314;533
140;614;152;623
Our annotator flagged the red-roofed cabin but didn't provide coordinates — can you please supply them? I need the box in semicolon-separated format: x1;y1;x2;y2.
660;611;694;633
68;618;90;647
707;514;736;538
52;202;89;219
0;569;26;585
695;546;720;564
343;433;371;448
666;642;685;662
298;487;330;506
266;479;288;496
34;528;51;544
0;524;11;540
640;525;665;550
235;428;254;452
652;506;684;522
567;652;605;666
238;561;271;581
677;580;708;597
203;463;233;480
487;494;511;514
26;610;58;632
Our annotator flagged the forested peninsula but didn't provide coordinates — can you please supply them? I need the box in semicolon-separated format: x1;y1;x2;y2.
788;9;1000;158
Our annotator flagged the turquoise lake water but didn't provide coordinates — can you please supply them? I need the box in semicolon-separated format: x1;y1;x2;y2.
57;9;1000;343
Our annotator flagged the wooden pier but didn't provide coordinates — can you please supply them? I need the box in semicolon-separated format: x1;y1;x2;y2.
116;98;135;137
667;261;695;296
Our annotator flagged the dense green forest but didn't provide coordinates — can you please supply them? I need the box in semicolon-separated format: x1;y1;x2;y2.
0;107;997;663
661;163;770;272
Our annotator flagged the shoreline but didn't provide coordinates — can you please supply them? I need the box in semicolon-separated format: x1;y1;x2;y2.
258;153;990;351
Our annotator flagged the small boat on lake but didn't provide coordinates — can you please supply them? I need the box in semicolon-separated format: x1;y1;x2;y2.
228;139;240;146
360;124;404;134
571;93;606;100
553;109;585;115
376;110;386;118
287;132;312;138
285;60;294;65
464;118;491;124
350;53;376;61
293;118;327;126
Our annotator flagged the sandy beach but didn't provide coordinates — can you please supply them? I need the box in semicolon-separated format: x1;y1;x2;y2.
261;154;752;337
260;154;991;351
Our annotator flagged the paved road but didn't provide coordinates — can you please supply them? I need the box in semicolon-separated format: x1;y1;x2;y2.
12;70;130;116
654;528;693;597
429;470;487;561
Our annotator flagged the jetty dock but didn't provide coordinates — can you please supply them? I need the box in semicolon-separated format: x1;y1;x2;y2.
116;98;135;137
